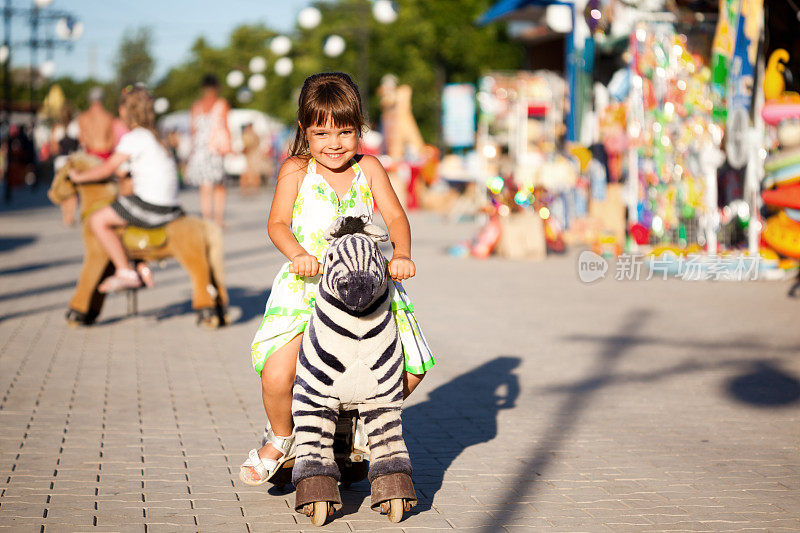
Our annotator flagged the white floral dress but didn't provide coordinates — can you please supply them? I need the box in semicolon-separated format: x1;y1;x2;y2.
250;157;435;376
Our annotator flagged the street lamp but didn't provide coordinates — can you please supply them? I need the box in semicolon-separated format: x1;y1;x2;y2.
55;17;82;41
249;56;266;74
323;34;346;58
270;2;399;109
372;0;398;24
226;69;244;88
248;73;266;92
1;0;80;200
270;35;292;56
274;57;293;77
297;6;322;30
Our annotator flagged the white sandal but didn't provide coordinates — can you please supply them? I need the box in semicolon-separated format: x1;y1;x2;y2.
239;428;295;486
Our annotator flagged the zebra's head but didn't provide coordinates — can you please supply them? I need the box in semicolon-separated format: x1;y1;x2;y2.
322;216;389;311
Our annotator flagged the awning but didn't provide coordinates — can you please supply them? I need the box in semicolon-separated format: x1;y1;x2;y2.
477;0;572;26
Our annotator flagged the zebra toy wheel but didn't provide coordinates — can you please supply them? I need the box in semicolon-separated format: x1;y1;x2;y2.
306;501;330;526
387;498;404;523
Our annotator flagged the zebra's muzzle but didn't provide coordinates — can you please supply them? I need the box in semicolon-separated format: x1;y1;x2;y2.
338;272;379;311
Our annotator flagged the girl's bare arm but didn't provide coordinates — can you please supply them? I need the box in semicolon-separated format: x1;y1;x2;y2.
69;152;129;183
361;155;415;281
267;157;319;276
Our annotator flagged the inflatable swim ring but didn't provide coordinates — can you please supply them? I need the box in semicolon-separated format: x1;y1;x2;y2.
762;184;800;209
762;211;800;259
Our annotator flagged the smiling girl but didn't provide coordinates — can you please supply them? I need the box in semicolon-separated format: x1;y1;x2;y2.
239;72;434;486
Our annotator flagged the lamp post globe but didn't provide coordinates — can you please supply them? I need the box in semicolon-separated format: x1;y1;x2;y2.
269;36;292;56
248;74;267;92
39;60;55;78
323;35;346;58
56;18;83;41
274;57;293;77
154;97;169;114
249;56;267;73
297;6;322;30
226;70;245;88
372;0;398;24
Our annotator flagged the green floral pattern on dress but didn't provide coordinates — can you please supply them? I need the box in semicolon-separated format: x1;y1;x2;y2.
308;229;329;259
293;197;304;218
292;225;305;244
360;185;373;205
338;186;358;214
312;183;328;201
288;276;305;293
251;157;435;377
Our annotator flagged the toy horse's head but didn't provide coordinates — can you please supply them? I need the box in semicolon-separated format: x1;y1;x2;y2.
322;216;389;312
48;152;117;220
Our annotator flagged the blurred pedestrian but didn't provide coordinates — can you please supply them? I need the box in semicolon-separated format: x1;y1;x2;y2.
78;87;115;160
51;109;81;226
239;123;264;196
185;74;231;226
4;124;36;200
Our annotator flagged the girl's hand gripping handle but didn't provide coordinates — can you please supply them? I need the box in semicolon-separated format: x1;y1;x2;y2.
288;253;319;277
388;255;415;282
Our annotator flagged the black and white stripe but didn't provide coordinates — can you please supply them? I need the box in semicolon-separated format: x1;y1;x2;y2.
291;225;411;487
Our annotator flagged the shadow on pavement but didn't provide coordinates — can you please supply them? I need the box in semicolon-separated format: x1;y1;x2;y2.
0;279;75;304
0;256;82;276
726;361;800;406
478;310;650;531
315;356;522;518
0;302;65;323
0;187;52;213
480;312;800;531
227;286;271;324
136;286;271;325
0;235;37;253
403;356;521;513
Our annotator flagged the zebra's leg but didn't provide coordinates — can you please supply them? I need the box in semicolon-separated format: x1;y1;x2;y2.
292;388;342;513
359;402;417;511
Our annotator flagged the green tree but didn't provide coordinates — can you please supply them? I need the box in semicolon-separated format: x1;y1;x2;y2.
114;26;155;87
154;1;523;144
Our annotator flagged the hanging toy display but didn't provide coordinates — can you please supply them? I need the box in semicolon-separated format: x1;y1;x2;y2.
626;22;716;250
760;49;800;264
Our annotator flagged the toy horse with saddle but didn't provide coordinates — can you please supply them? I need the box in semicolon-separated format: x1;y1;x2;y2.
48;152;228;328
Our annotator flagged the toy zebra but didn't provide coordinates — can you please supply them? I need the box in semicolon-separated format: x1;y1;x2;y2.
292;216;416;526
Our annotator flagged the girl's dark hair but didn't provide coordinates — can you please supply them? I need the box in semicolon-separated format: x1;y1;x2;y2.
289;72;364;157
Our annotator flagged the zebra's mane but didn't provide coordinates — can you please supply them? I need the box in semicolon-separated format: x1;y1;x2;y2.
328;216;369;239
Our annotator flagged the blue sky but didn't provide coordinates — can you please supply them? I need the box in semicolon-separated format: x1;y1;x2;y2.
7;0;310;81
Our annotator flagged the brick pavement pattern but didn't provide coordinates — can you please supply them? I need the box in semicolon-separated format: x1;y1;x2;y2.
1;189;799;532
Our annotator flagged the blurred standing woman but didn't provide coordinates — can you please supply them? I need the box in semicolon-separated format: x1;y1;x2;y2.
185;74;231;226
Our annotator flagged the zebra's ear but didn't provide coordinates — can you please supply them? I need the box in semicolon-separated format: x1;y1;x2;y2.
363;223;389;242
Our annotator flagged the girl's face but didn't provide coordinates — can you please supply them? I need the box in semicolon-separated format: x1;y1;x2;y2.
304;117;359;172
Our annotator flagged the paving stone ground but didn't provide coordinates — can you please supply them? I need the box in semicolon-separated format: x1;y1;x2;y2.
1;186;799;532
